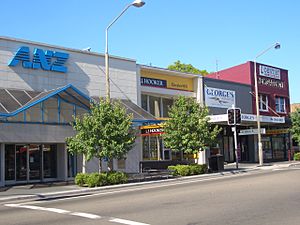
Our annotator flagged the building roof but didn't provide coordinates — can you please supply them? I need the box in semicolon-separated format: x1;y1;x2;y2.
0;84;158;125
0;84;91;117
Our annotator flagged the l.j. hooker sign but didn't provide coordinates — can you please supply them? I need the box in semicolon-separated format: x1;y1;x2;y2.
8;46;69;73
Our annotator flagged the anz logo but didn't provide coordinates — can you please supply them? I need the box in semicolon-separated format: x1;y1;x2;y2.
8;46;69;73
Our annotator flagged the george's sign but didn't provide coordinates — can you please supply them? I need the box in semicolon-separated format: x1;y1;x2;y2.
8;46;69;73
205;86;235;108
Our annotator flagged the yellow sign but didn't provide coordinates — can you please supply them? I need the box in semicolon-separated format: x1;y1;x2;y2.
140;124;163;130
141;70;194;92
266;129;289;135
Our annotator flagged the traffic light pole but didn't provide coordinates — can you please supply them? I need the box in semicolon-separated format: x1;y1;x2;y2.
233;125;239;169
232;106;239;169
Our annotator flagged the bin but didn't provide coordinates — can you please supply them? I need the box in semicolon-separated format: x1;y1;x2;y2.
209;154;224;172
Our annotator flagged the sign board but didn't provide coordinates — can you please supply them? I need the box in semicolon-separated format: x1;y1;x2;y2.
8;46;69;73
259;65;281;80
207;114;228;123
258;77;284;89
266;129;289;135
140;77;167;88
205;86;235;108
241;114;285;123
239;128;266;136
140;71;194;91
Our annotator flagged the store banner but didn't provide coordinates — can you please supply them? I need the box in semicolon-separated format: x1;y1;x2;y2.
259;65;281;80
140;70;194;91
205;86;235;108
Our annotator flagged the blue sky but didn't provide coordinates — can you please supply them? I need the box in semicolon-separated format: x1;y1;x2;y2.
1;0;300;103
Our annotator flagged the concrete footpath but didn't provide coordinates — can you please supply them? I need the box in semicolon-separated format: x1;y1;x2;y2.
1;161;299;203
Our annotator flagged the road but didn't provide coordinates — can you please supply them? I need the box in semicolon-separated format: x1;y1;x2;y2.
1;166;300;225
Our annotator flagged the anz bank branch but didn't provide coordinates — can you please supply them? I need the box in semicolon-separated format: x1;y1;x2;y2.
0;36;156;186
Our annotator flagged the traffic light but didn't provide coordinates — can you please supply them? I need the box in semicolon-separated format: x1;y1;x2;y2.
227;108;235;125
235;108;241;125
227;108;242;125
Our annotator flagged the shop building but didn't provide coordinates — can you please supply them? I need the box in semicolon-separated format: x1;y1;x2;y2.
137;65;203;161
203;78;254;162
206;61;291;162
0;36;154;186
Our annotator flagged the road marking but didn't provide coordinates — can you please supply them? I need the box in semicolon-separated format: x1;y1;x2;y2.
110;218;150;225
5;203;150;224
70;212;101;219
5;203;70;214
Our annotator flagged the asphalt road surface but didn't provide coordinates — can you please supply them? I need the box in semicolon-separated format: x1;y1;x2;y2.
1;166;300;225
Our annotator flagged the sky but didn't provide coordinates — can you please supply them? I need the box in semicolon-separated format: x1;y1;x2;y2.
1;0;300;103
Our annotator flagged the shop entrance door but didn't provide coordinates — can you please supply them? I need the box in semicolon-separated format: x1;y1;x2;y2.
16;145;28;181
11;145;42;182
28;144;42;180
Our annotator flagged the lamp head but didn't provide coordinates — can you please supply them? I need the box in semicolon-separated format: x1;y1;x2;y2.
274;42;281;49
132;0;145;7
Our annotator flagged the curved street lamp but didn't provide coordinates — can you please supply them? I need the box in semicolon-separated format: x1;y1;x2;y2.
254;42;280;166
105;0;145;101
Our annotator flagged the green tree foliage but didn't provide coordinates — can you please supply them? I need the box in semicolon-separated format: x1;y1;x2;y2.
66;99;136;163
168;60;209;75
291;108;300;144
163;96;221;154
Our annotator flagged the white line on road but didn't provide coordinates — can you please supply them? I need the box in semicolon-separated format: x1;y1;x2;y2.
5;203;70;214
70;212;101;219
5;203;150;225
110;218;150;225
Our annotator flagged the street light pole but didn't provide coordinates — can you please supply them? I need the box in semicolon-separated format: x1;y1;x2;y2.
105;0;145;101
254;42;280;166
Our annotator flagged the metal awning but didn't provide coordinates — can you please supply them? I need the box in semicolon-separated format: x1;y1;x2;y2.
0;84;91;118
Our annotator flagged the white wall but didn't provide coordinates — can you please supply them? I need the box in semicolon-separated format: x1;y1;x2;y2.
0;37;138;103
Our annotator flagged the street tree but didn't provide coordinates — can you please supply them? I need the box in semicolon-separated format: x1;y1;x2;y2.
291;108;300;145
66;99;136;172
163;96;221;161
168;60;209;75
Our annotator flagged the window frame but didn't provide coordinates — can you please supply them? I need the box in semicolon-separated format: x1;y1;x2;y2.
275;96;286;113
259;94;269;112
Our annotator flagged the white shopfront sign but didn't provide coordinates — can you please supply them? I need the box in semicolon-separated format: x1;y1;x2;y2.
208;113;285;124
205;86;235;108
242;114;285;123
239;128;266;136
259;65;281;80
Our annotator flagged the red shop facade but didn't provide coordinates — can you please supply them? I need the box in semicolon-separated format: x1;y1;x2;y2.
207;61;290;162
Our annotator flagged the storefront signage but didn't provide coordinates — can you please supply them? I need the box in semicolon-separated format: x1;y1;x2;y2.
140;124;164;136
207;113;285;124
258;77;284;89
140;77;167;88
239;128;266;136
259;65;281;80
141;70;194;92
242;114;285;123
207;114;228;123
205;86;235;108
141;128;164;136
266;129;289;135
8;46;69;73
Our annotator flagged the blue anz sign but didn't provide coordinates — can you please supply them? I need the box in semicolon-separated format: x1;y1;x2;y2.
8;46;69;73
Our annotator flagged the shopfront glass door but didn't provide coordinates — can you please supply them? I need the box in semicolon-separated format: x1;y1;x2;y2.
16;145;28;181
29;144;41;180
